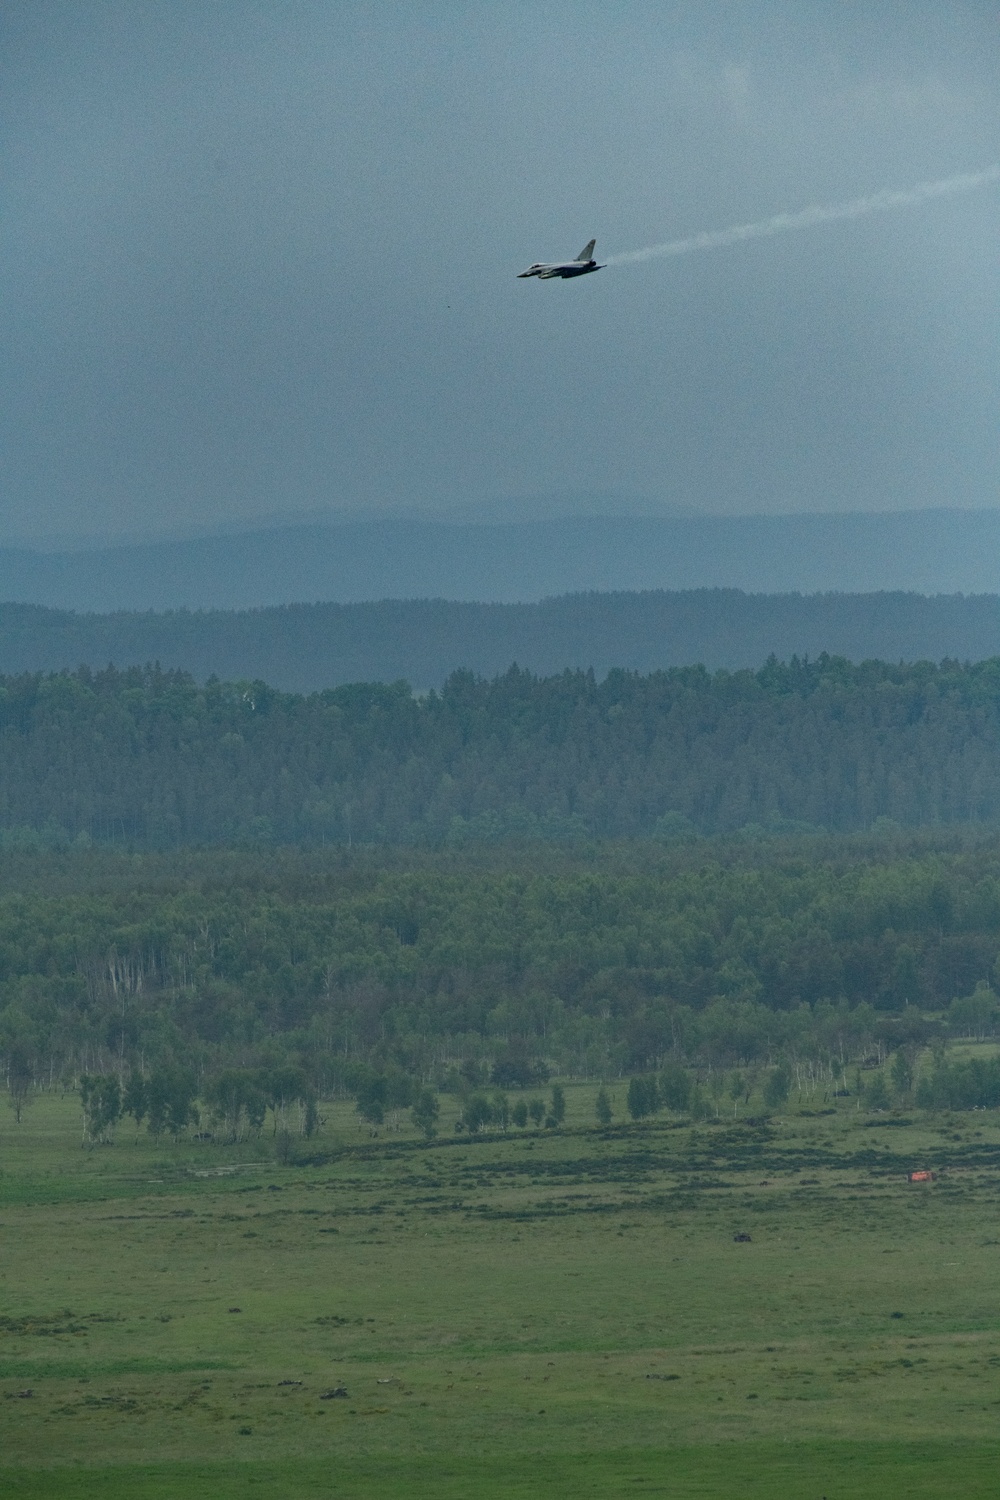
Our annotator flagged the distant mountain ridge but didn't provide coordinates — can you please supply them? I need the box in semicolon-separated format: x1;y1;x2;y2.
7;589;1000;692
0;508;999;611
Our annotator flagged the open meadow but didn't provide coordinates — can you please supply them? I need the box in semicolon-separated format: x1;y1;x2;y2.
1;1087;999;1497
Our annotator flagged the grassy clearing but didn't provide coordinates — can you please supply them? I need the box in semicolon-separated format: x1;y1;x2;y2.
4;1444;1000;1499
2;1090;1000;1495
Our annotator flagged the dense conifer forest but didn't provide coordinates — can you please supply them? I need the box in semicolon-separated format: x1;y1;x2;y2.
4;657;1000;846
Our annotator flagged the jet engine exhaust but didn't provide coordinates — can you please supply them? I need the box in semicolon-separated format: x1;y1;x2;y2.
605;165;1000;267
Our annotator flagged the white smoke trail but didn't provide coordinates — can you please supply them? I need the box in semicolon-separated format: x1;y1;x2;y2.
605;165;1000;267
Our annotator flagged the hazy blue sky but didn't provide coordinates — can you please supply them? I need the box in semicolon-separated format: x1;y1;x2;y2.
3;1;1000;543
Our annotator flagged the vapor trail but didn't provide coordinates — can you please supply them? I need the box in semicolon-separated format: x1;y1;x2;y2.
605;165;1000;267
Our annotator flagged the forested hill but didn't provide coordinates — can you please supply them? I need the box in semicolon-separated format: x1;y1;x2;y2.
5;509;1000;611
8;590;1000;692
6;657;1000;847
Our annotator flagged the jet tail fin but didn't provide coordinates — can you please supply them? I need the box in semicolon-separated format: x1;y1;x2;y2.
576;239;596;262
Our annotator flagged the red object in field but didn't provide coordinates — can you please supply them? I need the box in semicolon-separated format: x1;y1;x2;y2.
908;1170;936;1183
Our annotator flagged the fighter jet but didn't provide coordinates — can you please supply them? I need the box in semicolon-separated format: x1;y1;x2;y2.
517;239;603;279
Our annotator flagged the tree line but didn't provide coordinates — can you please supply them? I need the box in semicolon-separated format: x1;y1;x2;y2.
8;588;1000;692
7;657;1000;846
70;1043;1000;1146
1;840;1000;1121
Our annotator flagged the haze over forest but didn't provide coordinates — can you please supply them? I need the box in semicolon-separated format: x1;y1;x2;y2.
1;508;1000;614
10;585;1000;695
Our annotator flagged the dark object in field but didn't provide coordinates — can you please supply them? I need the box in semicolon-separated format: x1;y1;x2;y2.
319;1387;349;1399
908;1169;937;1183
13;1389;33;1398
890;1311;905;1319
227;1306;242;1313
645;1373;681;1380
758;1180;769;1185
733;1231;752;1243
277;1379;302;1386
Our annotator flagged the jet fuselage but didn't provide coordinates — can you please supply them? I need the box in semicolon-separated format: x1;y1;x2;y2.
517;239;603;279
518;260;602;279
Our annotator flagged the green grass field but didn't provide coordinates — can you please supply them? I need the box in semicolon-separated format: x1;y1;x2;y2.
2;1088;999;1496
